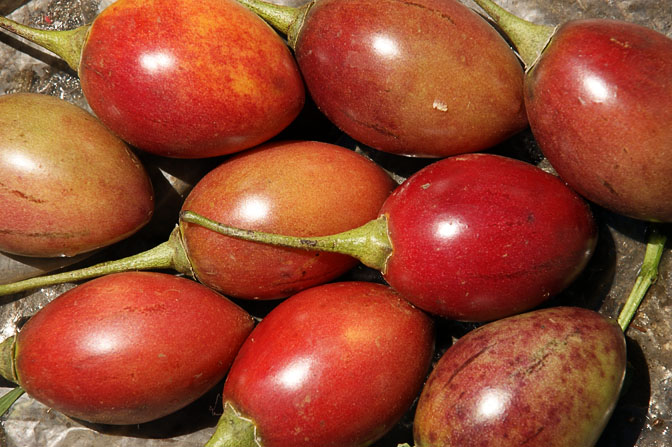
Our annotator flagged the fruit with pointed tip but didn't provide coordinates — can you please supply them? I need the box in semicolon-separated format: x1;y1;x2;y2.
0;0;305;158
180;140;395;299
0;93;154;257
181;153;597;322
471;0;672;222
205;281;435;447
0;272;254;425
410;306;626;447
235;0;528;157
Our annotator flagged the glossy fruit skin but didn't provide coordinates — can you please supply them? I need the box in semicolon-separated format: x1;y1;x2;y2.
0;93;154;257
222;281;435;447
79;0;305;158
181;140;395;299
525;19;672;222
14;272;254;425
413;306;626;447
294;0;527;157
379;153;597;322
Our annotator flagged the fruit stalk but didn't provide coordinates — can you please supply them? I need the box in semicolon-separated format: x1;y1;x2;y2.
205;402;257;447
0;16;88;70
180;210;392;272
0;227;191;296
617;225;667;331
469;0;555;67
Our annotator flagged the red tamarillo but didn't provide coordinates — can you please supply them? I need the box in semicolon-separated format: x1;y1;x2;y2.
0;272;254;425
0;0;305;158
471;0;672;222
0;141;394;300
234;0;528;157
407;307;626;447
206;281;435;447
181;153;597;322
0;93;153;257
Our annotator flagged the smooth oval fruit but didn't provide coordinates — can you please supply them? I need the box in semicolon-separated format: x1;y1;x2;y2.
179;153;598;322
525;19;672;222
0;93;154;257
296;0;528;157
0;0;305;158
379;153;597;321
470;0;672;222
0;140;394;299
80;0;304;158
238;0;527;157
181;140;395;299
3;272;254;425
412;306;626;447
206;281;435;447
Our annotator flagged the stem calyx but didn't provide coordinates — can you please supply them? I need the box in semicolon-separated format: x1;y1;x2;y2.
470;0;556;69
205;401;258;447
235;0;314;49
0;335;17;383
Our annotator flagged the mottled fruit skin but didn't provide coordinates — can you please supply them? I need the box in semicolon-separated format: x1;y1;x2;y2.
181;140;395;299
14;272;254;425
379;153;597;321
413;307;626;447
525;19;672;222
222;282;435;447
294;0;527;157
79;0;305;158
0;93;154;257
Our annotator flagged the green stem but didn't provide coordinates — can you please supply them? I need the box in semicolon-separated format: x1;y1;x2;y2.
617;225;667;332
0;16;89;71
0;335;21;418
469;0;555;68
235;0;313;49
0;336;17;383
0;387;25;418
205;401;258;447
0;227;193;297
180;210;392;272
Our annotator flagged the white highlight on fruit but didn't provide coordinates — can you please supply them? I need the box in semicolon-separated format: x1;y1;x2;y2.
237;197;270;222
4;152;38;173
84;331;121;356
476;387;511;420
582;75;613;103
278;358;312;390
140;51;175;73
436;218;467;239
372;35;400;58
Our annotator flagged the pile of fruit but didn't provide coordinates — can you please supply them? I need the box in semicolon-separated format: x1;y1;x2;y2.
0;0;670;446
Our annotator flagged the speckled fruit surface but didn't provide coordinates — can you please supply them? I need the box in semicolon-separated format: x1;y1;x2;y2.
80;0;305;158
